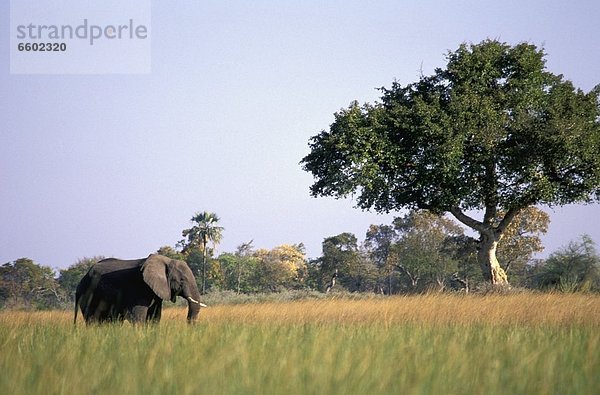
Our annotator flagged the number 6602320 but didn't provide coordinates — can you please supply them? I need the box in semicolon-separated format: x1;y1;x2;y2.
17;42;66;51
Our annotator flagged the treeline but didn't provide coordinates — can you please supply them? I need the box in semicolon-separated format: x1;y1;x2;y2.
2;210;600;310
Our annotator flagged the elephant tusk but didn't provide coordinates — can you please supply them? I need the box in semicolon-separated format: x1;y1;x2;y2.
187;297;208;307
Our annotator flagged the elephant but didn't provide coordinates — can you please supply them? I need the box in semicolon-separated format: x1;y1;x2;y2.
74;254;206;324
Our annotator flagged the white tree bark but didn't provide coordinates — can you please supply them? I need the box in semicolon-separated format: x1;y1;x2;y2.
450;206;514;285
478;231;509;285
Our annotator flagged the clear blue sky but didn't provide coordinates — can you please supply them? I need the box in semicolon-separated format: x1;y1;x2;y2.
1;1;599;269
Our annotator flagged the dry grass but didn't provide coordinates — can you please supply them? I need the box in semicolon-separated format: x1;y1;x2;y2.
6;292;599;328
181;293;600;327
1;293;598;395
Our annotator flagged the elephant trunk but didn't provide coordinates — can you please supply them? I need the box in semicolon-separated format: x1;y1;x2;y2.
184;287;205;323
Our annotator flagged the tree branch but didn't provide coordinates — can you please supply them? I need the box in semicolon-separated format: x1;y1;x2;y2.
449;206;485;233
483;204;497;226
394;264;419;286
496;206;522;236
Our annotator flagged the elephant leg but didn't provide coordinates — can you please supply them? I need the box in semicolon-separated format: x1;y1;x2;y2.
128;305;149;323
87;299;109;323
146;299;162;323
95;303;120;324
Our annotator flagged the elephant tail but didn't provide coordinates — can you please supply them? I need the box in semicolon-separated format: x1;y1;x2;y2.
73;293;80;325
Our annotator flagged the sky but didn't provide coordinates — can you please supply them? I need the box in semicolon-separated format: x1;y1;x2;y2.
1;1;599;270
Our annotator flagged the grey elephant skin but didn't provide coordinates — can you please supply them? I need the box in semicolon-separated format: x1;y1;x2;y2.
75;254;204;324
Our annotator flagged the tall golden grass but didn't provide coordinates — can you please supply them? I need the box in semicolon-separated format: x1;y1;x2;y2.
1;293;598;395
188;293;600;327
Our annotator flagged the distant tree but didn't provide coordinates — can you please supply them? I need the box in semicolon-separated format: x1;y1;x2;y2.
316;233;377;292
352;251;379;293
58;256;104;301
364;224;398;294
364;225;396;266
181;211;224;294
251;244;307;292
229;241;257;293
442;235;481;293
302;40;600;285
533;235;600;292
305;258;323;291
1;258;63;309
317;233;359;292
184;249;219;292
391;211;464;291
218;253;238;292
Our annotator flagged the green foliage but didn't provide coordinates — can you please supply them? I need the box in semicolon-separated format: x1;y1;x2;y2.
183;249;203;280
211;243;309;294
391;211;464;291
215;254;256;293
0;258;63;309
0;207;559;311
362;211;484;293
311;209;550;294
533;235;600;291
180;211;224;253
315;233;378;292
303;40;600;213
442;234;483;290
364;224;396;268
364;224;400;294
301;39;600;283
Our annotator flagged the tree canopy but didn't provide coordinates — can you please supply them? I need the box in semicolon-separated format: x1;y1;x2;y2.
302;40;600;284
1;258;63;309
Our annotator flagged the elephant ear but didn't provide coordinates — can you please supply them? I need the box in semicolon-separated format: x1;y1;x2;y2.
141;254;171;301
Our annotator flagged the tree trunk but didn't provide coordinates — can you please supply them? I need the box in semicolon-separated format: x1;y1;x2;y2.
395;264;419;290
236;263;241;294
201;235;208;294
449;206;518;286
478;231;509;285
325;269;337;294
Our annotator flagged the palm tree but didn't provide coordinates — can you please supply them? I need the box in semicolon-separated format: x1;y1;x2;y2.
181;211;224;294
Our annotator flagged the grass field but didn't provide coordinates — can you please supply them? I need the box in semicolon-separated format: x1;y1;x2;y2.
1;293;599;395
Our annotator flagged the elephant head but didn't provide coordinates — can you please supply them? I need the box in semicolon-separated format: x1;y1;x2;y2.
141;254;205;323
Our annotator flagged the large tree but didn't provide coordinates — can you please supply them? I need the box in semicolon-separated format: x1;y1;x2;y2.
301;40;600;284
